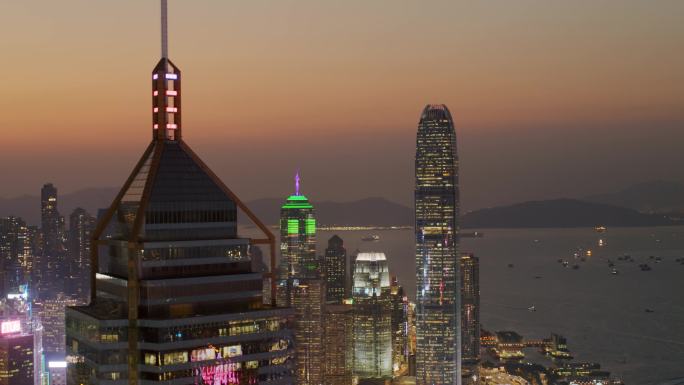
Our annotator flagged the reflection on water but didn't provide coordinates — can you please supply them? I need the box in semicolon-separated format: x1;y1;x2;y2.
317;226;684;385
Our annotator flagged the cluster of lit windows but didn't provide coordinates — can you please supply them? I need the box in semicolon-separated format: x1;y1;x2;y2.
142;339;290;368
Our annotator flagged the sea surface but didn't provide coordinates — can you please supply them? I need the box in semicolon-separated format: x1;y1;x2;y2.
316;226;684;385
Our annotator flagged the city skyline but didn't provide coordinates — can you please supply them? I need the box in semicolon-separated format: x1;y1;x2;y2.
1;1;683;211
0;2;682;385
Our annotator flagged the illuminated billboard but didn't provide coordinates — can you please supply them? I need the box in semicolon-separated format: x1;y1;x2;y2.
1;320;21;334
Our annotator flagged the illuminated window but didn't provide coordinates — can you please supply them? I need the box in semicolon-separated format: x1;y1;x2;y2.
163;351;188;365
222;345;242;357
144;353;157;366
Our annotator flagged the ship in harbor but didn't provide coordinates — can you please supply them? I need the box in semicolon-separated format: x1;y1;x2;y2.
361;234;380;241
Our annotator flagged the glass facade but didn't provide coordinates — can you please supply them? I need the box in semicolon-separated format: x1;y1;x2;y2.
277;192;325;385
414;104;461;385
323;304;352;385
67;208;95;305
351;253;392;380
0;331;34;385
460;254;480;381
323;235;347;304
389;277;409;375
0;217;33;296
65;52;295;385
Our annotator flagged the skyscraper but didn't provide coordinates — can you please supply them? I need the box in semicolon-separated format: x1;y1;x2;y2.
389;276;409;375
324;235;347;303
351;252;392;381
40;184;61;260
66;208;95;304
65;3;295;384
0;319;34;385
324;303;352;385
460;253;480;383
0;217;32;296
279;173;317;281
37;183;66;299
278;176;325;385
414;104;461;385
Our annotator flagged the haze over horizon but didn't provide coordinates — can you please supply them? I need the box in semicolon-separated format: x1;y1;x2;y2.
1;1;682;210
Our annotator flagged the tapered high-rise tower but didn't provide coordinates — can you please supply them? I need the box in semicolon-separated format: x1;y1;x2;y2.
65;2;295;384
277;174;325;385
414;104;461;385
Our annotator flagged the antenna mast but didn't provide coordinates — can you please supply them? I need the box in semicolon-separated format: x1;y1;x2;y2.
161;0;168;58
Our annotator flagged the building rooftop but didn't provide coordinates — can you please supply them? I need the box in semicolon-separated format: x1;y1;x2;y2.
356;252;387;262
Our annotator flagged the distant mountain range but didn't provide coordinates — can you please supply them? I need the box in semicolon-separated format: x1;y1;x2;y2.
583;180;684;213
239;197;413;227
2;181;683;228
462;199;680;228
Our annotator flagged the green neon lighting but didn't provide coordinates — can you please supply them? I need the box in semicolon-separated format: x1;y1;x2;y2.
281;195;314;209
287;195;309;201
287;219;299;235
306;218;316;235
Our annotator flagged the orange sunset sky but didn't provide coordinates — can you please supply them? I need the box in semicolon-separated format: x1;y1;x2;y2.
1;1;682;209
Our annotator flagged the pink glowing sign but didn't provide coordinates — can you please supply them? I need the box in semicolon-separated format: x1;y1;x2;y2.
1;320;21;334
194;362;254;385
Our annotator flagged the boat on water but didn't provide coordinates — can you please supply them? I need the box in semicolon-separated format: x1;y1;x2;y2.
361;235;380;242
595;225;607;233
611;268;619;275
461;231;484;238
528;305;536;312
645;308;655;313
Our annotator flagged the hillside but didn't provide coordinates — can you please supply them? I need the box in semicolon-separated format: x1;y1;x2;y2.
461;198;680;228
583;180;684;213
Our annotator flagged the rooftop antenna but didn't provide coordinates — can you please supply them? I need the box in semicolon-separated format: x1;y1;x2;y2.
295;171;301;196
161;0;168;58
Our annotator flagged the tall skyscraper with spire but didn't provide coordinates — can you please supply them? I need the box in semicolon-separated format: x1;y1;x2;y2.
414;104;461;385
65;2;295;384
277;174;325;385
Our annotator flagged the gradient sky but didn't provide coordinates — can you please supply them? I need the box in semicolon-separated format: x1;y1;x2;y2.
1;1;682;210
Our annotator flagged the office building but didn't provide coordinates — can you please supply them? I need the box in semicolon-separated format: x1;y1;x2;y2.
278;176;325;385
66;208;95;304
389;277;409;375
324;235;346;303
37;184;66;299
324;304;352;385
460;253;480;381
352;252;392;380
0;319;34;385
414;104;461;385
65;3;296;384
37;294;77;355
0;217;33;296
